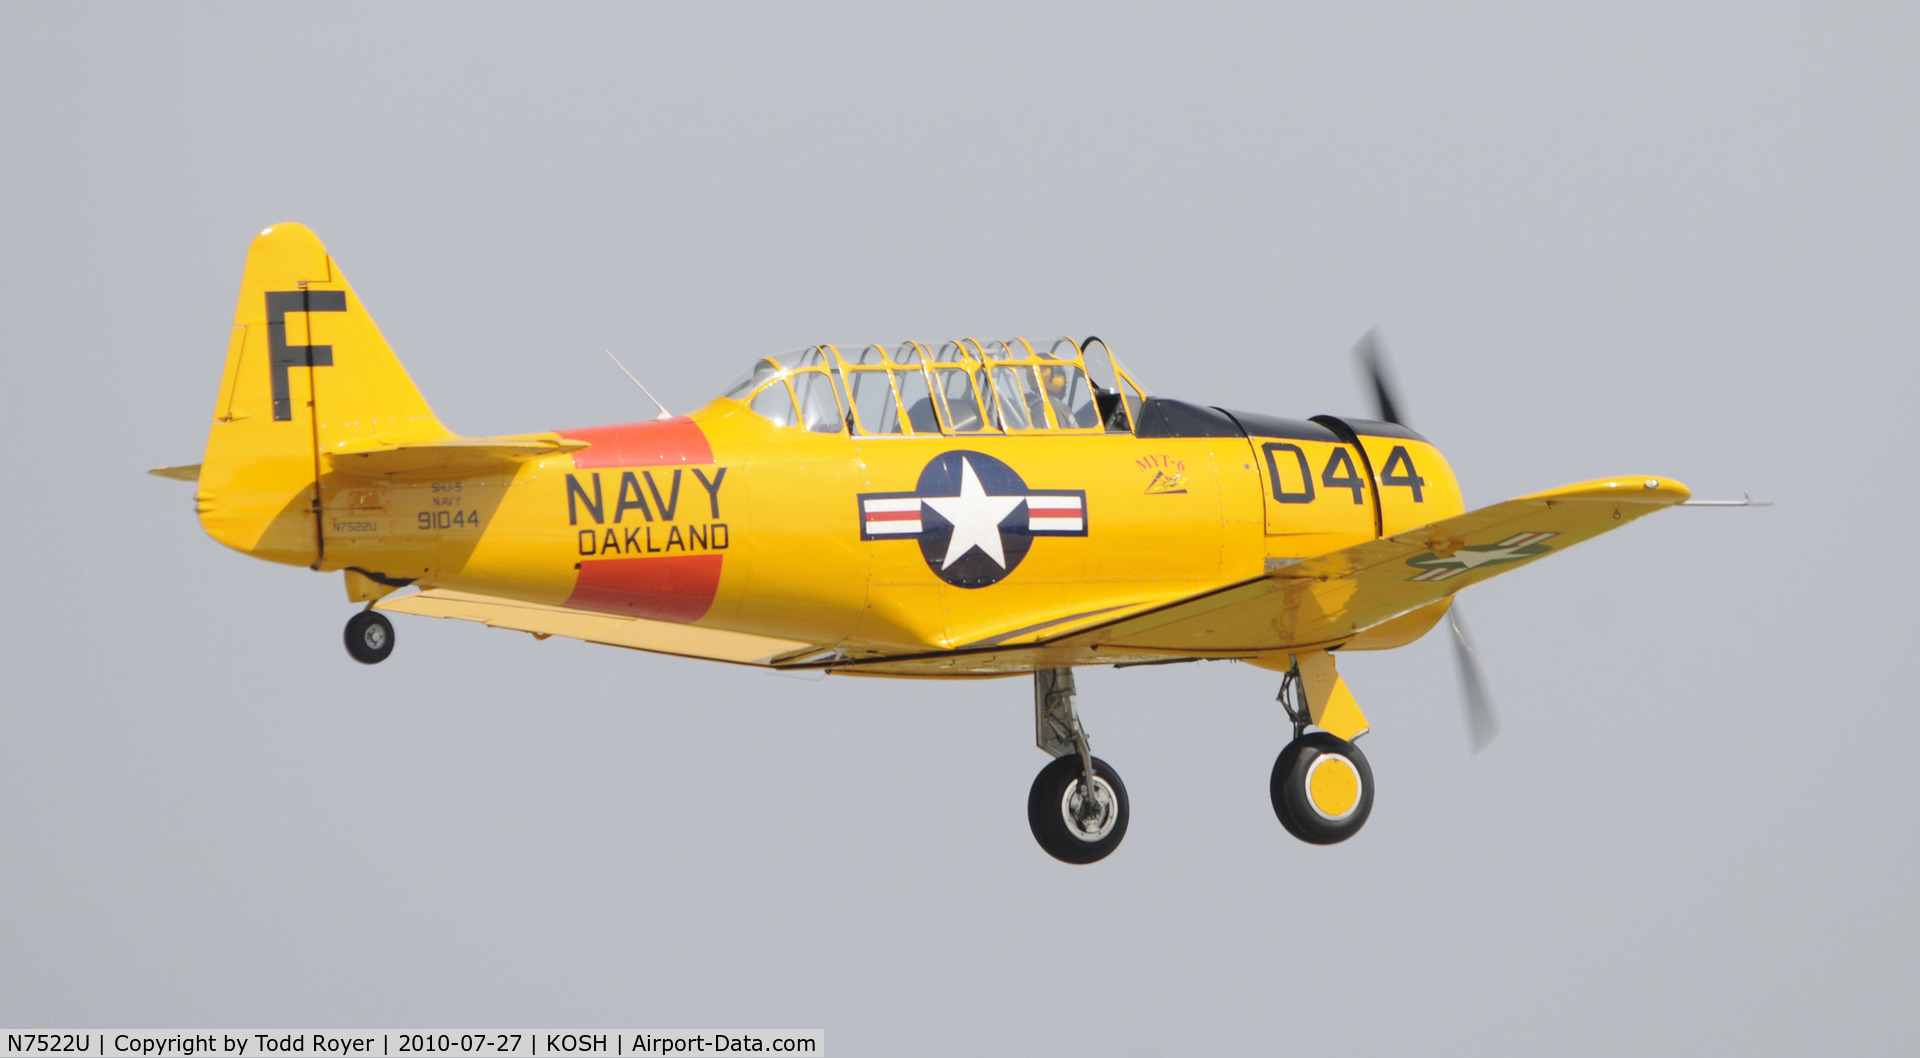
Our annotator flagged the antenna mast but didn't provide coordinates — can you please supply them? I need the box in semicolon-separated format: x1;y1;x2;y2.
604;350;673;420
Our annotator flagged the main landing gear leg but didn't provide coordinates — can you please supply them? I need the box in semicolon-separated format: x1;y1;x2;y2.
1028;667;1129;864
1271;650;1374;844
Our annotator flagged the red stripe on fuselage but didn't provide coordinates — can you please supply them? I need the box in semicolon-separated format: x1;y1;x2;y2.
559;417;714;468
566;555;723;623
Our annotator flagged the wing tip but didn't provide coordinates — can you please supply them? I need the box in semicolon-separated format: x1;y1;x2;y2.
1519;476;1691;506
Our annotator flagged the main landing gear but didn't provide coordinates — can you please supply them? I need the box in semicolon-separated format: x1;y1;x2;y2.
1021;652;1378;862
344;609;395;665
1029;668;1129;864
1270;655;1375;844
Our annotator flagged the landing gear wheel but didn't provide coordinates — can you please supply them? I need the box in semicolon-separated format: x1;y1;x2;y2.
1270;731;1374;845
344;610;395;665
1027;754;1129;864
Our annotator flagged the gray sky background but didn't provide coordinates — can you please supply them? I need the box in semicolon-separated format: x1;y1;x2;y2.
3;4;1916;1054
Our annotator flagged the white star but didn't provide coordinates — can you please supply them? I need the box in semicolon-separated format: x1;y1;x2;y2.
1448;542;1535;568
923;458;1025;569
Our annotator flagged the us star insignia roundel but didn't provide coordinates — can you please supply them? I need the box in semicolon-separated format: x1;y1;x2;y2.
858;451;1088;588
1404;531;1558;582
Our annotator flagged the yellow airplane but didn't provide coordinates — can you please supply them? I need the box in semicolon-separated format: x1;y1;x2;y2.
155;223;1692;864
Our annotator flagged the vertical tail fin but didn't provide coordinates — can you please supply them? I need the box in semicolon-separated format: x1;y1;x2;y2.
199;223;451;566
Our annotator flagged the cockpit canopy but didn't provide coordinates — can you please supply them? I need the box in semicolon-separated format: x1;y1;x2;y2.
721;337;1149;436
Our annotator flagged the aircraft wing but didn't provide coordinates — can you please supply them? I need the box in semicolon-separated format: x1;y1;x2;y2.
1028;474;1692;659
375;589;819;666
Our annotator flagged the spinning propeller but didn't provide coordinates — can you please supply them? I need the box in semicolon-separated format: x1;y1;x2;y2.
1353;330;1499;753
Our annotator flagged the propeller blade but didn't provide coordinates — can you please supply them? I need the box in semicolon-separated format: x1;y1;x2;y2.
1351;330;1496;751
1449;606;1498;752
1353;328;1406;426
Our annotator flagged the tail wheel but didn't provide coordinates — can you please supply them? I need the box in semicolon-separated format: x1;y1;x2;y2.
1027;754;1129;864
1270;731;1374;845
344;610;395;665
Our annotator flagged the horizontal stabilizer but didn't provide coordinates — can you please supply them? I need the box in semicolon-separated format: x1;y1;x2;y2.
148;464;201;482
326;436;589;478
376;588;815;666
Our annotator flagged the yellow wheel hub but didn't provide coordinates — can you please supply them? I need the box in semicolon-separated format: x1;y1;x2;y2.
1304;753;1362;820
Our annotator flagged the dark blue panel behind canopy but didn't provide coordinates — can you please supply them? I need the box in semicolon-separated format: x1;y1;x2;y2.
1132;398;1245;438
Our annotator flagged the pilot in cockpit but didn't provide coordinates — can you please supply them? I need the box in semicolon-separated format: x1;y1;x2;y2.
1040;364;1071;406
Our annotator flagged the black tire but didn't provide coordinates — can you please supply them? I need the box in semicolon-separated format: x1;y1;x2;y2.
1027;754;1129;864
344;610;395;665
1270;731;1374;845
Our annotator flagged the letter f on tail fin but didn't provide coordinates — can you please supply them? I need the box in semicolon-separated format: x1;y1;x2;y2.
198;223;451;566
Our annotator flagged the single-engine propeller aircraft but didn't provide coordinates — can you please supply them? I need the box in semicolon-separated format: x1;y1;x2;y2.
155;223;1694;864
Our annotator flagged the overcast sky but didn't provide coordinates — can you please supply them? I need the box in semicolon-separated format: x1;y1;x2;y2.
3;4;1916;1055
